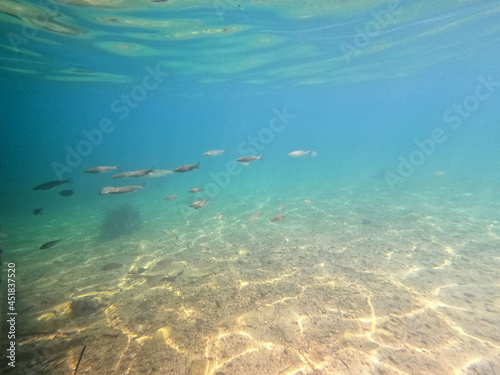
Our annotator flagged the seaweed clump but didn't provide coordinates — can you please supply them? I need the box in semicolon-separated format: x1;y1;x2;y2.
99;204;142;240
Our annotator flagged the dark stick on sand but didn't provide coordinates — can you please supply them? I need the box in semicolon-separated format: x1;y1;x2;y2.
74;345;86;375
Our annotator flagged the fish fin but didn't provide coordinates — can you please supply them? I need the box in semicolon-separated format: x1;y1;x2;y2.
115;165;120;170
258;155;263;161
223;149;227;154
195;162;200;169
141;182;146;188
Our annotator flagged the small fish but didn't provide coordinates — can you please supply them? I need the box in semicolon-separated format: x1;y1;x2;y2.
174;163;200;173
33;178;72;191
99;183;145;195
278;204;284;211
100;263;124;271
164;194;179;200
190;200;208;209
128;169;153;177
84;166;118;174
216;214;223;220
33;208;43;215
111;171;135;179
59;189;74;197
162;229;178;240
112;169;152;178
237;155;263;165
203;149;226;157
361;341;379;351
40;239;61;250
288;150;312;158
434;171;446;177
247;210;261;222
304;199;312;204
145;169;174;178
271;214;286;222
189;188;203;193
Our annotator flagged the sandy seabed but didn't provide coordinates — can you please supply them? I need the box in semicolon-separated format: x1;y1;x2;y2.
2;184;500;375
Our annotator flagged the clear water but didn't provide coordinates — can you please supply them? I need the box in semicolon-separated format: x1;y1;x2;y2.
1;1;500;374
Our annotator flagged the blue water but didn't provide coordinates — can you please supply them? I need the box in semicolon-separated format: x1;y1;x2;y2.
1;1;500;374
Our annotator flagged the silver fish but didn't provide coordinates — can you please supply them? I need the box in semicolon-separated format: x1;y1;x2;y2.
189;188;203;193
164;194;179;200
145;169;174;178
271;214;286;222
237;155;263;165
174;162;200;173
190;200;208;209
99;183;145;195
111;171;135;179
247;210;261;222
112;169;152;178
84;165;119;174
203;149;226;157
288;150;312;158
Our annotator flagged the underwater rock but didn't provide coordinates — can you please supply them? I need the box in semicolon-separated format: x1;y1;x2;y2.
152;326;171;347
189;358;213;375
71;296;101;317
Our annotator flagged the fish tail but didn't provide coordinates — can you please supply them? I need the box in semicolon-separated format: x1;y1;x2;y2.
115;165;119;170
141;182;146;188
258;155;263;161
223;149;227;154
195;162;200;169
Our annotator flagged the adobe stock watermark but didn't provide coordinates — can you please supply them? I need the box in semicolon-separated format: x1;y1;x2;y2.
384;74;499;190
178;106;296;220
7;0;67;53
340;0;401;63
51;63;168;179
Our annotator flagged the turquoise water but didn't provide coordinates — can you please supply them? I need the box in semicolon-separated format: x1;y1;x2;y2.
1;1;500;374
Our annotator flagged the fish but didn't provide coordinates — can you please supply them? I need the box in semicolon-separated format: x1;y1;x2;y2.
361;341;379;351
59;189;74;197
40;239;61;250
33;178;72;190
271;214;286;222
174;163;200;173
111;171;135;179
100;263;124;271
162;229;178;240
189;188;203;193
247;210;261;222
304;199;312;204
216;214;223;220
237;155;263;165
278;204;284;211
190;200;208;209
99;183;146;195
288;150;313;158
203;149;226;157
128;169;153;177
434;171;446;177
164;194;179;200
84;166;118;174
145;169;174;178
33;208;43;215
112;169;152;178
